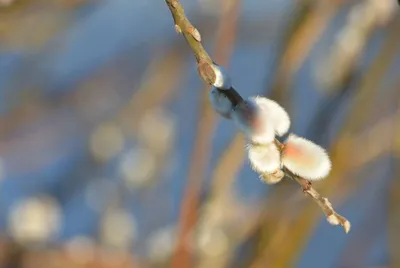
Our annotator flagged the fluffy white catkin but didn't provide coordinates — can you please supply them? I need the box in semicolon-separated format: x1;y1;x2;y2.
231;96;290;144
209;87;234;118
281;134;332;180
247;143;281;174
249;96;291;136
232;100;276;144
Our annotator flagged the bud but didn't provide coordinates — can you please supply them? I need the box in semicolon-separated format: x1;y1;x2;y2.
247;143;281;174
210;64;232;89
189;26;202;42
281;134;331;180
174;24;182;34
259;169;285;184
209;87;234;118
249;96;290;136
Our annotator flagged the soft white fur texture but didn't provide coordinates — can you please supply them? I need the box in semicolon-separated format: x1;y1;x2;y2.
232;100;276;144
250;96;290;136
247;143;281;174
232;96;290;144
282;134;331;180
209;87;233;118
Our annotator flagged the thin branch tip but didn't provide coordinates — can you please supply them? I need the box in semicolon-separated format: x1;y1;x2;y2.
327;214;351;233
343;220;351;233
327;214;340;225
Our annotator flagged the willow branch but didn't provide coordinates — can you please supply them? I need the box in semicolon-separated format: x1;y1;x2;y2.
164;0;350;233
165;0;210;62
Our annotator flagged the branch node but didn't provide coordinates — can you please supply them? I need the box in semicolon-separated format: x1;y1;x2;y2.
188;26;201;42
197;60;216;85
175;24;182;34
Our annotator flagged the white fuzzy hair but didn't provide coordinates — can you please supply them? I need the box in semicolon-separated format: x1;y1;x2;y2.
249;96;291;136
247;143;281;174
282;134;331;180
232;96;290;144
232;100;276;145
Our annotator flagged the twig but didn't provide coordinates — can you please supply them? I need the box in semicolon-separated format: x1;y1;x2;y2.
273;139;350;232
291;174;350;231
164;0;350;237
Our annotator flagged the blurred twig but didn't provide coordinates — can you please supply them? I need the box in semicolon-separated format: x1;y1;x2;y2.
339;23;400;135
196;134;247;268
116;48;186;135
388;82;400;268
335;79;400;267
267;0;344;108
316;0;397;92
0;2;71;51
307;0;398;142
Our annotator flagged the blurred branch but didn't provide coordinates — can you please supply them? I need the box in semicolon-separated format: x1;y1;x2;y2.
339;21;400;135
117;48;186;134
388;81;400;268
266;0;344;108
304;0;398;144
196;135;247;268
346;107;397;170
336;78;400;265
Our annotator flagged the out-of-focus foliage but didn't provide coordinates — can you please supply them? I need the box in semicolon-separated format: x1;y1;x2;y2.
0;0;399;267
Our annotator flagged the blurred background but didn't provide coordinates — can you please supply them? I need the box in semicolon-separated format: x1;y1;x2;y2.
0;0;399;267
